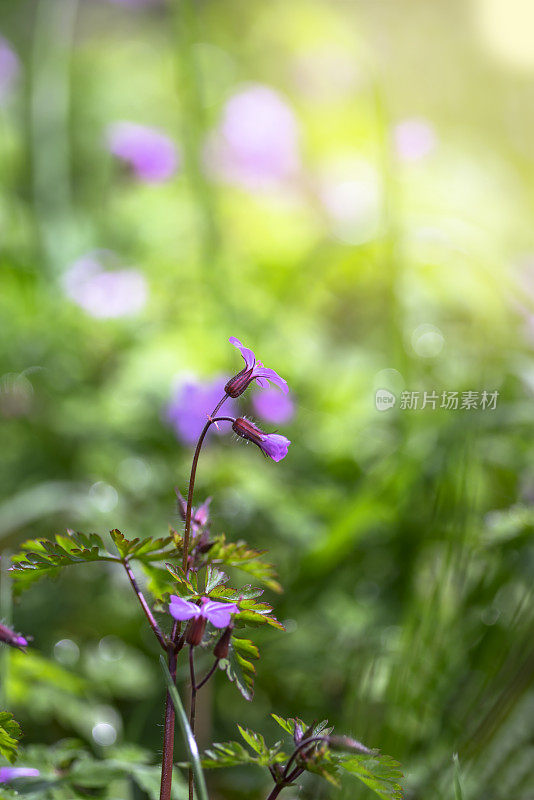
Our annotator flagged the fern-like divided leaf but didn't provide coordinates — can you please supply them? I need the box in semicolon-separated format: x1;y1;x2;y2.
208;586;285;632
220;637;259;701
109;529;178;562
202;726;286;770
0;712;21;764
208;535;282;593
339;753;404;800
10;529;181;594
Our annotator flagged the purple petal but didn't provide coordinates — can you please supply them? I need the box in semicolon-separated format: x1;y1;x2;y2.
203;600;239;628
194;497;211;527
0;768;40;783
253;367;289;394
107;121;178;182
229;336;256;369
169;597;201;621
260;433;291;462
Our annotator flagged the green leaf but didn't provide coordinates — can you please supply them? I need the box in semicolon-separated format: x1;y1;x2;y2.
271;714;296;735
202;740;256;769
237;725;267;756
340;753;404;800
10;530;114;593
0;712;21;764
165;562;197;594
208;586;285;631
221;639;257;701
208;535;282;593
205;565;229;593
110;529;178;562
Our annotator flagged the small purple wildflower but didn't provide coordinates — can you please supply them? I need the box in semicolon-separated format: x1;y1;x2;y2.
204;84;300;190
63;252;148;318
0;622;28;651
393;118;437;162
166;377;236;446
169;596;238;628
252;387;294;425
107;122;178;182
0;37;19;104
232;417;291;463
225;337;288;398
0;768;40;783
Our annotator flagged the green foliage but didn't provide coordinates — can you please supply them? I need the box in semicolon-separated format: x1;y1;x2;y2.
339;754;403;800
10;530;180;594
0;712;21;764
0;740;185;799
109;529;178;561
208;535;282;593
202;725;286;769
220;636;259;701
208;585;285;631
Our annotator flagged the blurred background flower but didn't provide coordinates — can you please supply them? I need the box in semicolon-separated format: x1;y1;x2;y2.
62;252;148;318
106;122;179;183
165;377;236;445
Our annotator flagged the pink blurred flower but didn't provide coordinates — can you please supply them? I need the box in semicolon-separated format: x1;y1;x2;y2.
63;252;148;318
165;377;236;446
252;387;294;425
393;118;437;162
0;37;19;103
107;122;178;182
205;84;300;190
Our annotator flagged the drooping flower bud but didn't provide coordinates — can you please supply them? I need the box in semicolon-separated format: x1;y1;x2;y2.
0;623;28;651
232;417;291;462
213;625;233;659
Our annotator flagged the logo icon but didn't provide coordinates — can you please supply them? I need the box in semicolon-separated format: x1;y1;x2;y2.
375;389;396;411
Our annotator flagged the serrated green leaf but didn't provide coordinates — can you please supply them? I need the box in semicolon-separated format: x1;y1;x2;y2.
340;753;403;800
208;535;282;593
10;531;115;593
205;565;229;593
110;529;178;562
221;641;256;701
0;712;21;764
237;726;267;756
202;740;255;769
165;562;197;594
271;714;296;735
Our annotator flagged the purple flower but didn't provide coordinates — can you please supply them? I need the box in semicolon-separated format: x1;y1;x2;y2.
169;595;238;628
252;388;294;425
107;122;178;182
225;337;288;398
0;37;19;104
232;417;291;463
165;377;236;446
393;118;437;162
0;767;40;783
205;84;300;190
63;252;148;318
0;623;28;651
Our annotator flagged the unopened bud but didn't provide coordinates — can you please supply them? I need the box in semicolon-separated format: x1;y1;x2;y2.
0;623;28;651
225;368;255;399
213;626;233;659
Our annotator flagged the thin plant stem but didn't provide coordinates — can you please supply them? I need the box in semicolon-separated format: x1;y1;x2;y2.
159;622;182;800
122;558;167;650
195;659;219;691
188;645;197;800
282;735;326;780
181;396;229;573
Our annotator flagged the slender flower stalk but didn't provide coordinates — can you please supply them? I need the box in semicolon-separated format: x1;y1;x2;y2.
182;399;229;573
159;623;180;800
122;558;167;650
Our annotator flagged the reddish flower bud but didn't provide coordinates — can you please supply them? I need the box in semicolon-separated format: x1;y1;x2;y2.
186;615;207;647
213;625;233;659
232;417;290;462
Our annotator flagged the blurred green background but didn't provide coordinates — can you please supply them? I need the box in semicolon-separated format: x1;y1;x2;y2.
1;0;534;797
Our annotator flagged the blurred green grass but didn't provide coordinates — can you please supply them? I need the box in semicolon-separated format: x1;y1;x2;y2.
1;0;534;798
